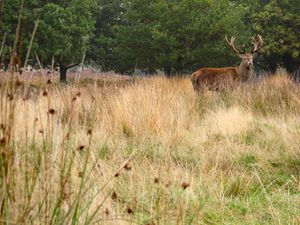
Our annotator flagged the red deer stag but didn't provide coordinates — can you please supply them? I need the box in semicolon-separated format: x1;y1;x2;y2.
191;35;263;91
8;52;22;73
13;53;21;70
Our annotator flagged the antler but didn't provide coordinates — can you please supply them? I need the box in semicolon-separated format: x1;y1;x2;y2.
225;35;245;54
251;35;263;54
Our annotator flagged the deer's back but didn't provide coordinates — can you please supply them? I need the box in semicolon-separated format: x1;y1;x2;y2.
191;67;240;91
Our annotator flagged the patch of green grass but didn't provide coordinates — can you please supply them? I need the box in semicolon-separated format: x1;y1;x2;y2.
202;211;222;225
286;157;300;173
217;186;300;224
170;149;201;169
237;153;258;170
122;122;134;138
97;144;110;159
243;134;256;145
264;158;300;193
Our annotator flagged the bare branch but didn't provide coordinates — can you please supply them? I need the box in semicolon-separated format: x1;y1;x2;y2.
67;62;80;70
9;0;25;71
24;17;40;68
0;32;6;59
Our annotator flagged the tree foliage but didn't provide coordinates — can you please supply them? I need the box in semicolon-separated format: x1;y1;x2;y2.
1;0;95;81
250;0;300;72
87;0;124;71
111;0;249;74
37;0;95;81
0;0;299;78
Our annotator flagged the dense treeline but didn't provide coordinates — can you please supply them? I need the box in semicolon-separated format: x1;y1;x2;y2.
0;0;299;80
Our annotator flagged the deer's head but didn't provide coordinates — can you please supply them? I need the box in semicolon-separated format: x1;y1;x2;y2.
225;35;263;71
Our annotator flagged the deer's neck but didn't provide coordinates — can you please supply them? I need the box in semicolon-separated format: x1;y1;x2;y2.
237;61;253;81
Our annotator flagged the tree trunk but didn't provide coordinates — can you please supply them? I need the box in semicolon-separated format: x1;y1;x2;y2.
164;67;172;77
59;65;67;82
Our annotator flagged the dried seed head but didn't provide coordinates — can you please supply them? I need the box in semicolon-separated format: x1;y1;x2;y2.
111;192;118;201
0;137;6;145
66;132;70;139
72;96;77;102
62;192;69;201
154;177;160;184
42;90;48;97
124;163;132;171
78;171;84;178
0;124;5;130
181;182;190;190
47;79;52;84
76;92;81;97
104;208;110;216
114;172;120;177
7;94;13;101
48;108;56;114
15;79;22;87
87;129;92;135
78;145;85;151
39;130;44;134
126;207;134;214
48;108;56;115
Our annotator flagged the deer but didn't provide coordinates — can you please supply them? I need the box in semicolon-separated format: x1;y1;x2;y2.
13;52;21;71
7;52;22;74
191;35;263;91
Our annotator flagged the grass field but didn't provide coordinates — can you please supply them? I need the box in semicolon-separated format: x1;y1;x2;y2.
1;70;300;224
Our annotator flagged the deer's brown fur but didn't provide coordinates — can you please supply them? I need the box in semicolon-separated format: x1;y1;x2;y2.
191;35;263;91
191;67;241;91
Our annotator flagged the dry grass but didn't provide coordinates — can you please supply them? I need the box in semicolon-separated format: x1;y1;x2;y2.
1;71;300;224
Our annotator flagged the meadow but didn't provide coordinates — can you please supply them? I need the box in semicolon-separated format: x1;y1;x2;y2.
1;70;300;225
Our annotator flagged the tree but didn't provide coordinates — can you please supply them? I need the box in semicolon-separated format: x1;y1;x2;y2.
87;0;124;71
112;0;249;75
1;0;95;81
36;0;95;81
0;0;20;65
250;0;300;72
0;0;48;66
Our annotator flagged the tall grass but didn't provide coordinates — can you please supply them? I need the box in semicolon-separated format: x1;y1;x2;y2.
1;71;300;224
